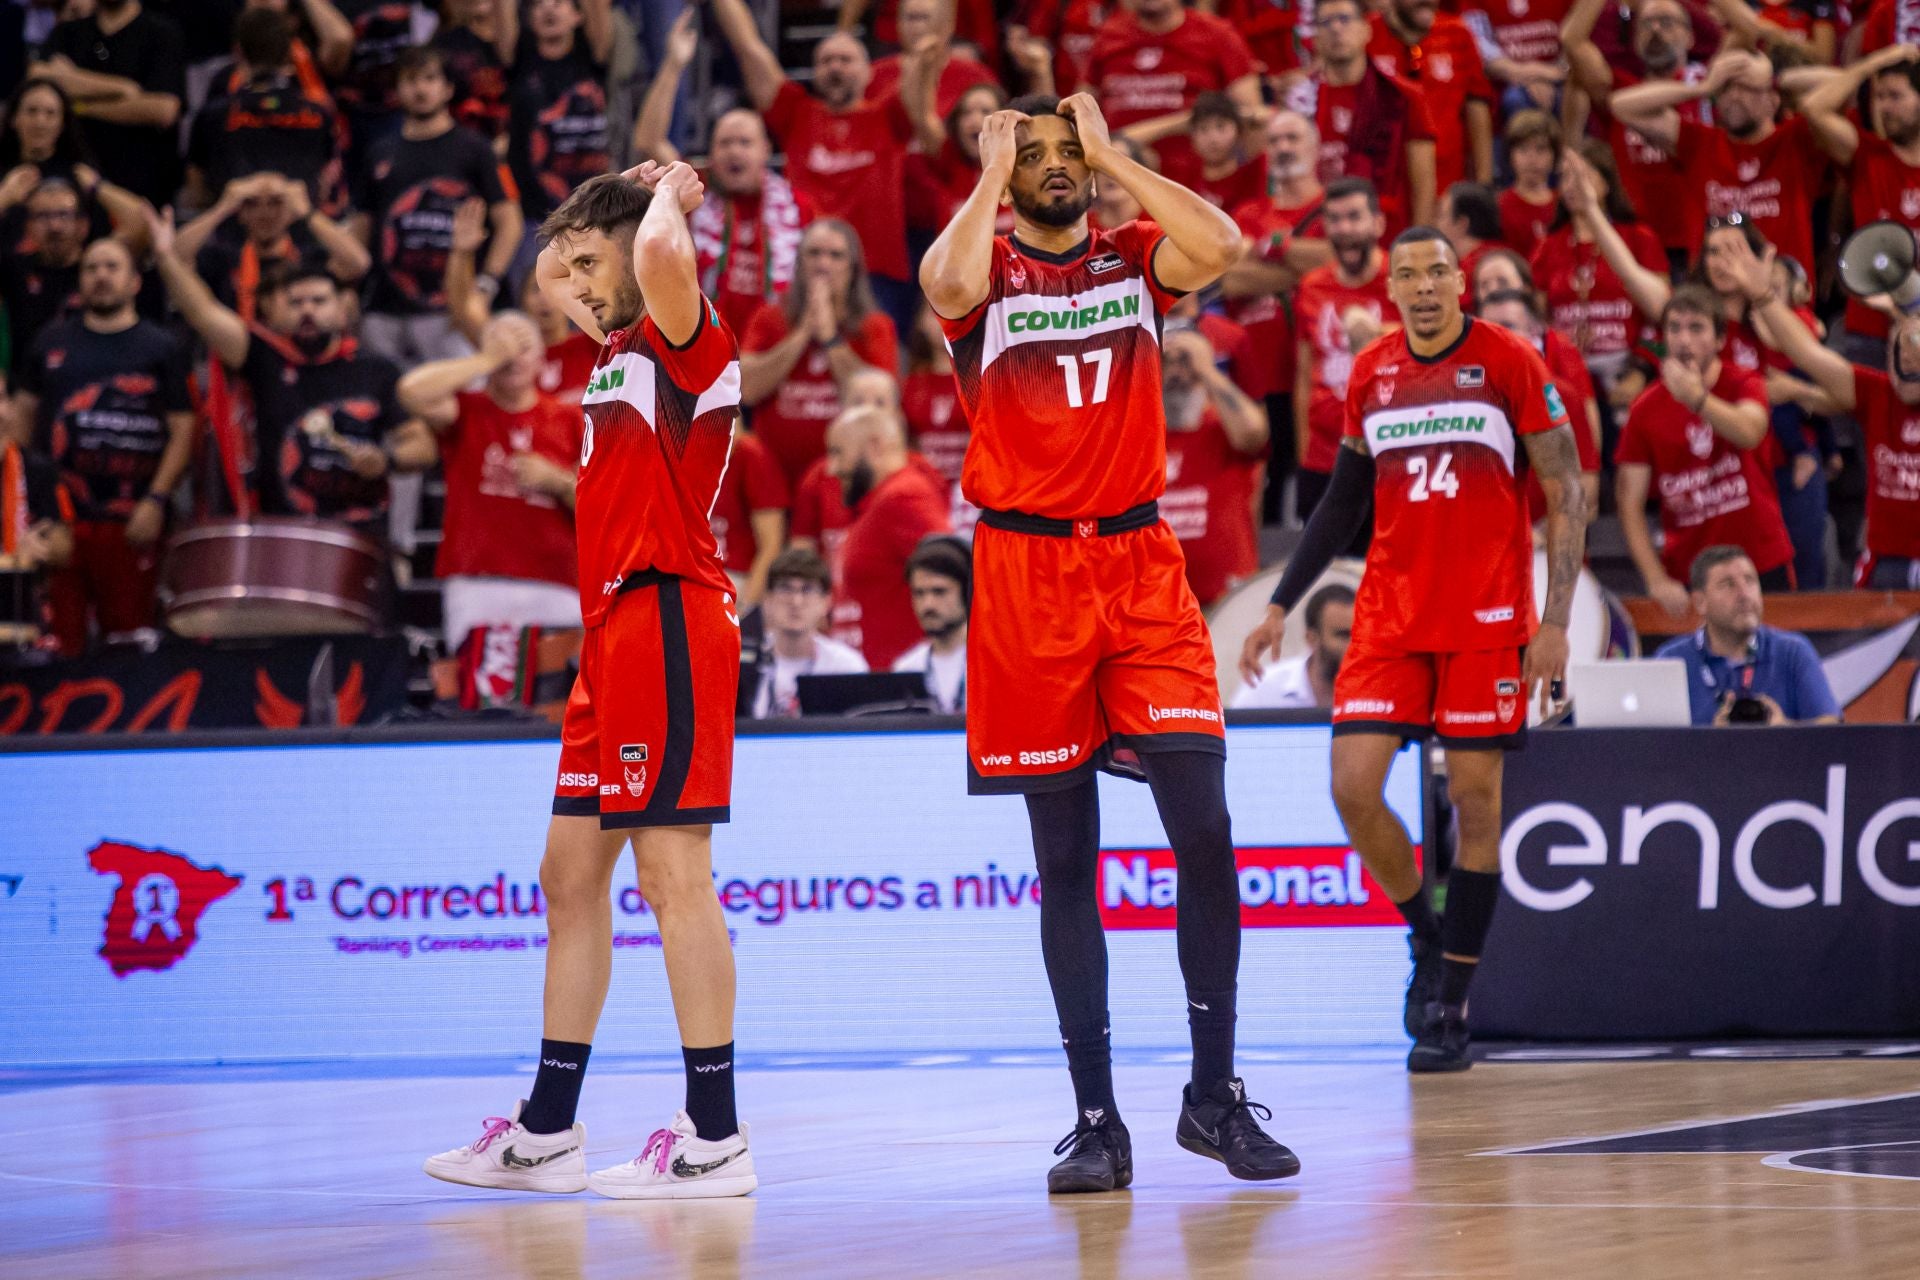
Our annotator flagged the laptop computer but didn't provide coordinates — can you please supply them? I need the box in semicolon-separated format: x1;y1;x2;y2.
1566;660;1693;728
795;671;933;717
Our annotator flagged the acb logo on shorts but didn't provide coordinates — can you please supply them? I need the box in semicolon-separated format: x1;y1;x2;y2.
620;743;649;763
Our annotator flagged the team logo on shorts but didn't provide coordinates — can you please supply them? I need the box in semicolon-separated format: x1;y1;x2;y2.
1455;365;1485;388
1497;697;1519;722
621;743;649;763
1377;380;1395;405
1495;679;1521;696
624;766;648;797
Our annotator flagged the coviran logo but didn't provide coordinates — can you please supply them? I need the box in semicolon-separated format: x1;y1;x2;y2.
1006;294;1142;332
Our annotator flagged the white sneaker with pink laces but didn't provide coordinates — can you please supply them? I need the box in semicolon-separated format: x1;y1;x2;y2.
423;1103;588;1193
587;1110;757;1199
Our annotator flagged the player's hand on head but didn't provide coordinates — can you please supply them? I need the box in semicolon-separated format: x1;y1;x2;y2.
1165;327;1214;373
1238;605;1288;685
1056;94;1113;170
1724;237;1775;303
977;109;1031;177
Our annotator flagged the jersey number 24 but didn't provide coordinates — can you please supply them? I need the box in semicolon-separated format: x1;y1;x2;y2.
1406;451;1458;501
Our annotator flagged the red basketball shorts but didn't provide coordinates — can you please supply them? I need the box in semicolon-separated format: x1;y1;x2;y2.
1331;640;1527;750
968;512;1224;794
552;573;741;828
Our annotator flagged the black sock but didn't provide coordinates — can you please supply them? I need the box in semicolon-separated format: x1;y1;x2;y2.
1061;1019;1119;1124
1438;869;1502;1011
1140;752;1242;1096
683;1042;738;1140
521;1038;591;1134
1026;781;1118;1127
1395;886;1441;946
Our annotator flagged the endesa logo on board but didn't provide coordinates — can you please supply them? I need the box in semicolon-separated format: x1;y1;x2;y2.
1097;846;1415;929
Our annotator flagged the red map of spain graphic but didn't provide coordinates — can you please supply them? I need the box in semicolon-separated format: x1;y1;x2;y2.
87;840;243;977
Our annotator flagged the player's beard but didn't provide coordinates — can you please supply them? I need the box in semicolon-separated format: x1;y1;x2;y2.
292;324;335;357
1015;185;1094;228
1332;240;1373;277
841;459;876;508
1887;116;1920;149
604;276;645;333
920;611;963;641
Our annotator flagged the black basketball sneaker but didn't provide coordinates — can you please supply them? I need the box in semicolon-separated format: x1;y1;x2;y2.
1175;1078;1301;1180
1405;933;1442;1038
1048;1109;1133;1194
1407;1003;1472;1073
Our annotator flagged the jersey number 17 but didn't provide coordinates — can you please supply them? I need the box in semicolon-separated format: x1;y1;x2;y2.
1056;349;1114;408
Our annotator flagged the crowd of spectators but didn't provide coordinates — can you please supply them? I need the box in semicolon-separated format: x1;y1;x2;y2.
1;0;1916;722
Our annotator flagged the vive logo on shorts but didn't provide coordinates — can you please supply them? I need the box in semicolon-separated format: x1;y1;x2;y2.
620;743;649;764
1475;607;1516;624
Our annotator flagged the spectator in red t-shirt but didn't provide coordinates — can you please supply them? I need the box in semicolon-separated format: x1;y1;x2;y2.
1461;0;1571;115
1800;45;1920;366
1616;285;1793;616
1081;0;1262;172
1469;245;1534;311
905;82;1016;239
1533;141;1668;396
633;15;814;337
1436;181;1505;284
444;198;599;404
1611;49;1829;276
1160;326;1269;605
868;0;1003;116
902;304;970;508
1284;0;1437;232
1732;248;1920;589
1367;0;1496;190
840;0;1003;70
824;406;952;668
1292;178;1391;523
742;219;901;488
396;312;583;646
1478;287;1602;525
1498;109;1561;260
1133;91;1268;212
709;423;790;608
1222;108;1333;521
1565;0;1711;263
710;0;922;333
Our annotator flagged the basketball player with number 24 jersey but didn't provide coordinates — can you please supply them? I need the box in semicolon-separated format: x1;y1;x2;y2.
1240;226;1588;1076
424;164;757;1203
923;92;1301;1196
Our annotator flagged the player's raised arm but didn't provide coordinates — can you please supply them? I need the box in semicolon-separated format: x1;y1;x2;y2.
1057;94;1241;292
920;108;1027;320
628;160;709;346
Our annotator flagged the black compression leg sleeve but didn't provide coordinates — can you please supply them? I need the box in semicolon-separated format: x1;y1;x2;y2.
1026;778;1117;1119
1439;868;1502;1010
1141;751;1241;1093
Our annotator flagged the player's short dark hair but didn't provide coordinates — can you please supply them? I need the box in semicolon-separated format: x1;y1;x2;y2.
259;258;338;297
1443;182;1502;242
906;535;972;603
1008;93;1062;119
234;8;294;71
1324;177;1379;213
1304;582;1355;633
1480;286;1543;322
768;546;832;594
1874;57;1920;96
1504;108;1562;155
1662;283;1725;335
539;173;652;248
396;45;448;81
1189;91;1240;130
1689;544;1756;593
1389;224;1458;262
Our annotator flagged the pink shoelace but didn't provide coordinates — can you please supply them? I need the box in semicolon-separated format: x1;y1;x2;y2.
471;1117;513;1153
636;1127;679;1173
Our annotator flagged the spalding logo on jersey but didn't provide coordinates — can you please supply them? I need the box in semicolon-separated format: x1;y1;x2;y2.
981;277;1158;369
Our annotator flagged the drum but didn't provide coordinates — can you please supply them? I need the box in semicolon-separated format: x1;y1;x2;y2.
159;517;389;639
0;562;42;647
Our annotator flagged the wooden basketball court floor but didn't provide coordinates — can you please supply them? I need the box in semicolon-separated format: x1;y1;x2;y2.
5;1049;1918;1279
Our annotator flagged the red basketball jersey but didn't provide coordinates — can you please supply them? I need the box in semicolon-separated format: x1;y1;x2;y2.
1343;318;1568;651
939;223;1184;518
575;299;741;624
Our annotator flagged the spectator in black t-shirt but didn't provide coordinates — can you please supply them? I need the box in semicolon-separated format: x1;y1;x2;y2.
1;180;93;378
0;378;77;649
149;210;436;529
175;172;370;320
10;237;193;653
508;0;614;227
186;10;345;211
0;79;154;265
351;46;522;363
323;0;423;170
433;0;519;143
29;0;187;206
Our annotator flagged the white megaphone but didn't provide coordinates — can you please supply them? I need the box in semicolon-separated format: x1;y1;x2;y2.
1838;220;1920;313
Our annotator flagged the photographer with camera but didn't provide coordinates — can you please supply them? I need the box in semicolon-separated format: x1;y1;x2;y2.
1653;546;1841;727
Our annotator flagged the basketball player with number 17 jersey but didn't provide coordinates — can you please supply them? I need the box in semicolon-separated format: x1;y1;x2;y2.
424;166;758;1202
922;92;1301;1195
1240;226;1588;1076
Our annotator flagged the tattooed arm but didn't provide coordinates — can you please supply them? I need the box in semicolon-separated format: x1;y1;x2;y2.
1522;423;1588;713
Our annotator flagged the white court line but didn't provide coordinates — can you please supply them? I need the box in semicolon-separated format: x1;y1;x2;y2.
1472;1089;1920;1158
0;1171;456;1202
1759;1141;1920;1184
